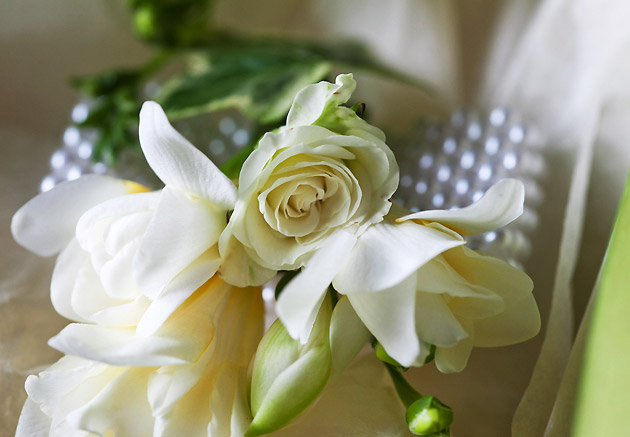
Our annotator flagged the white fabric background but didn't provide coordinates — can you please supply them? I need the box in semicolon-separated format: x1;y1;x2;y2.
1;1;629;435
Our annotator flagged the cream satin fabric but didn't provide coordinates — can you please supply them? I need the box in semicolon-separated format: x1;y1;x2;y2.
2;1;630;436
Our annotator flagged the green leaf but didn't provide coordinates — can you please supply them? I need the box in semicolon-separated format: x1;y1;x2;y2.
573;171;630;436
156;47;331;123
219;142;257;181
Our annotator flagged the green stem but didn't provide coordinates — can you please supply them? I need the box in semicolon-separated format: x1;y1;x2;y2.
385;363;422;408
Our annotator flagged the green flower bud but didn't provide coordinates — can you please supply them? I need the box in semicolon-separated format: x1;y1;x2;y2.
406;395;453;436
132;5;160;41
247;297;333;436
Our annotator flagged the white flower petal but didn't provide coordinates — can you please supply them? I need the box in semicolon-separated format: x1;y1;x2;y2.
329;296;371;374
65;367;154;437
208;365;249;437
286;74;356;128
136;247;221;336
149;284;262;421
276;230;357;343
15;398;53;437
99;240;141;300
415;258;504;319
75;191;159;253
139;101;237;207
25;356;112;420
70;258;130;322
51;277;232;366
333;220;463;294
48;324;192;366
134;185;226;299
438;246;539;346
473;292;540;347
435;327;474;374
398;179;524;235
414;292;469;347
347;275;420;367
442;245;534;305
237;126;336;198
89;296;151;327
50;239;91;323
12;175;133;256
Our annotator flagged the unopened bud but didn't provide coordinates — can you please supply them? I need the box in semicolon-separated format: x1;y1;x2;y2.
406;395;453;436
247;297;332;436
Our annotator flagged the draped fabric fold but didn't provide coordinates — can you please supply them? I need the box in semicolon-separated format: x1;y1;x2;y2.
480;1;630;435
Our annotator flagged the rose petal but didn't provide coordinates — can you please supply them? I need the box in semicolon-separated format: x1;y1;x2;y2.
217;227;277;287
139;101;237;208
12;175;133;256
286;74;356;128
398;178;524;235
238;126;336;195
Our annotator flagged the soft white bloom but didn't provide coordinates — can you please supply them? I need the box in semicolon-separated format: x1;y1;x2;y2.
220;74;399;287
11;101;239;364
15;280;264;437
278;179;540;368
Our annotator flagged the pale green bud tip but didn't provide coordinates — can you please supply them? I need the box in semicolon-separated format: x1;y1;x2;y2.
406;396;453;436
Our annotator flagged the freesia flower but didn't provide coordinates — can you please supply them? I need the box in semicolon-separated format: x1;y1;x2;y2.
11;101;244;364
15;280;264;437
220;73;399;287
278;179;540;368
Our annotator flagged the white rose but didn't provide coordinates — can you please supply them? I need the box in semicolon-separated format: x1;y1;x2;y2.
12;101;239;364
220;74;399;286
278;179;540;366
15;281;264;437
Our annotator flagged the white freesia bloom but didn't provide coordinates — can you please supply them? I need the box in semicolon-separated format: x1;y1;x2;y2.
220;74;399;287
11;101;240;364
15;280;264;437
278;179;540;368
